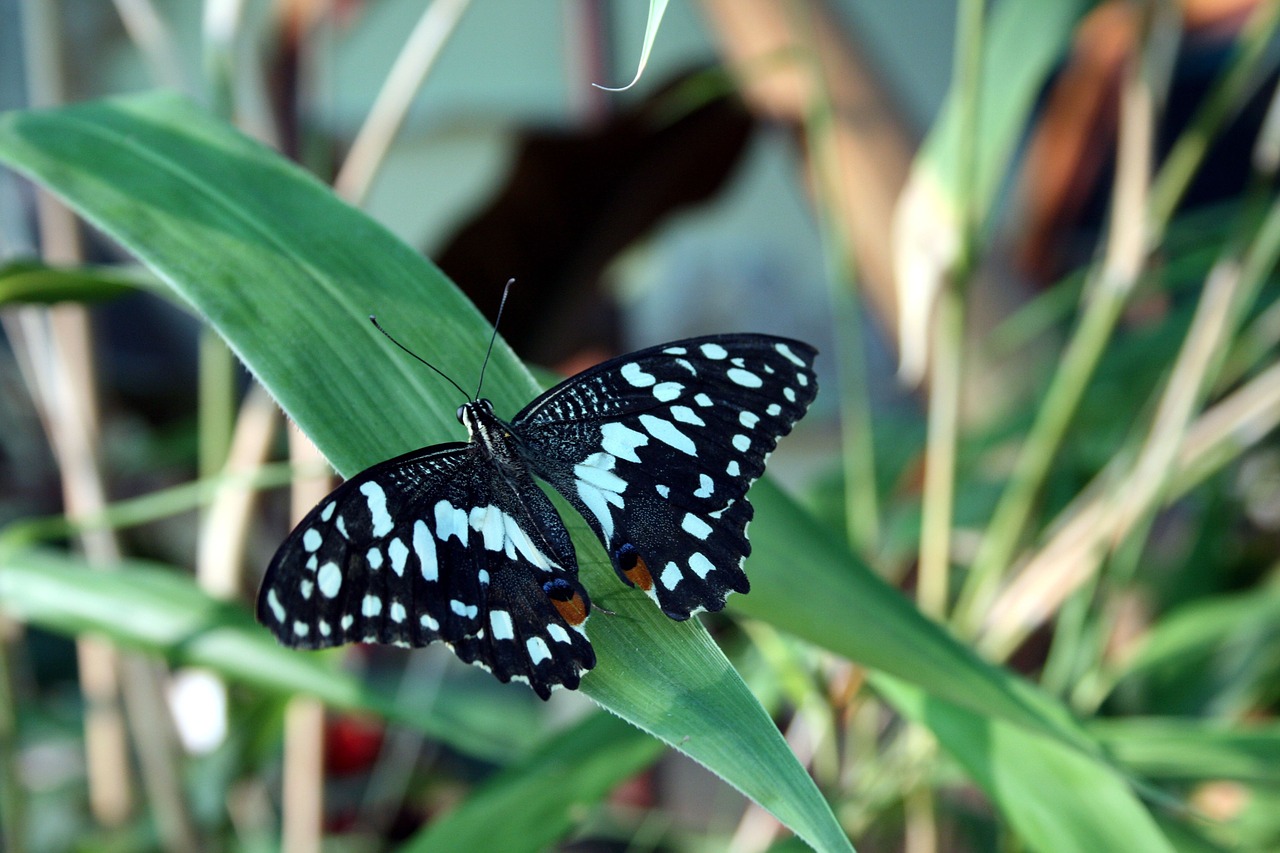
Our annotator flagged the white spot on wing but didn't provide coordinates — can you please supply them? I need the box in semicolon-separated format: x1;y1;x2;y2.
689;553;715;579
359;482;393;537
700;342;728;359
547;623;572;644
413;519;437;581
319;502;336;522
639;415;696;456
341;614;354;630
527;636;552;665
472;505;504;551
434;499;469;545
575;455;627;492
728;368;763;388
361;595;383;617
318;562;342;598
653;382;682;402
267;589;285;622
740;411;760;428
621;362;656;387
733;434;750;452
784;387;796;403
767;403;782;416
293;621;309;637
663;346;688;355
776;342;806;366
656;484;670;498
302;528;322;552
450;599;478;620
694;474;715;498
419;613;439;631
388;537;409;576
797;372;809;387
600;422;648;463
577;480;617;542
660;562;682;589
682;513;712;539
390;602;407;623
366;548;383;570
490;610;515;640
695;393;713;407
727;460;741;477
671;405;705;426
503;513;552;569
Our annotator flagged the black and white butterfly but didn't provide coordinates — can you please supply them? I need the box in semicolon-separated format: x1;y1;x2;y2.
258;325;817;699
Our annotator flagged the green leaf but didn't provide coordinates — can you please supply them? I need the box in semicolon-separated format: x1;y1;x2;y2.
0;259;147;305
0;549;536;762
1112;587;1280;716
0;92;851;853
875;676;1175;853
920;0;1089;219
1089;717;1280;785
403;712;664;852
737;480;1101;758
593;0;669;92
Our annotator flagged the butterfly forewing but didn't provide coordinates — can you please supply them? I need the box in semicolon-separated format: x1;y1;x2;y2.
514;334;818;619
259;331;817;699
257;441;595;698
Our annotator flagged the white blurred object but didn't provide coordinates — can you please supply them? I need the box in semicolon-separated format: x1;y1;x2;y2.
167;669;228;755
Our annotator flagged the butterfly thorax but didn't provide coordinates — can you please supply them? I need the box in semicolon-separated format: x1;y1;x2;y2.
458;399;521;466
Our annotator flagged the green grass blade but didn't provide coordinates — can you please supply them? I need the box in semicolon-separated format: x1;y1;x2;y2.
0;91;850;853
0;259;145;305
0;549;535;762
919;0;1088;221
403;712;664;852
1089;717;1280;785
593;0;669;92
737;480;1098;756
875;675;1175;853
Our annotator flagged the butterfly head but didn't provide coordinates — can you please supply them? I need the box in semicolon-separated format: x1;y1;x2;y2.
456;398;491;424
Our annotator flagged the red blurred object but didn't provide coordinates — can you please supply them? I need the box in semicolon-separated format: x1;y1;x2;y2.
324;713;385;775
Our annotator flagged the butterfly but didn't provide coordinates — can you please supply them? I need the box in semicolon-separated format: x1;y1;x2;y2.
257;322;818;699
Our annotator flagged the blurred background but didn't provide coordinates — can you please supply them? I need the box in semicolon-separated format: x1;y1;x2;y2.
3;0;1280;851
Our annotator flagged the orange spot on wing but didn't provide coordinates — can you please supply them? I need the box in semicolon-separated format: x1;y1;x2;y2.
622;553;653;591
551;592;589;627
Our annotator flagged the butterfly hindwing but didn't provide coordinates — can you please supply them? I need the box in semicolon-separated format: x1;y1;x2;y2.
514;334;818;619
257;443;595;698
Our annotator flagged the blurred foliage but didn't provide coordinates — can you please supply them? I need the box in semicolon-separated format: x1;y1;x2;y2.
2;2;1280;852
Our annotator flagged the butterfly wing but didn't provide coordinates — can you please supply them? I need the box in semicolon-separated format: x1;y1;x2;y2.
257;443;595;698
513;334;818;619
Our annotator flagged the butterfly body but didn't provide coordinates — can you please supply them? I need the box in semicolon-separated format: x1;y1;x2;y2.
259;333;818;698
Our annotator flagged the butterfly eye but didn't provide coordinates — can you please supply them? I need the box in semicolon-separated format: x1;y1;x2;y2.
455;405;466;422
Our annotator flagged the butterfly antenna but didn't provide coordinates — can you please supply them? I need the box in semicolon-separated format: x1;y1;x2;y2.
474;278;514;399
369;315;471;401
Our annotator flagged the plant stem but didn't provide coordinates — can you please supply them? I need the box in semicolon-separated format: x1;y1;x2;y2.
790;2;881;555
918;0;984;617
1146;0;1280;238
953;10;1159;634
918;284;965;618
0;627;25;853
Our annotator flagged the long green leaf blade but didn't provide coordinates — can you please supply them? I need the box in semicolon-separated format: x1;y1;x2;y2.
0;92;850;853
876;676;1175;853
0;549;535;762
